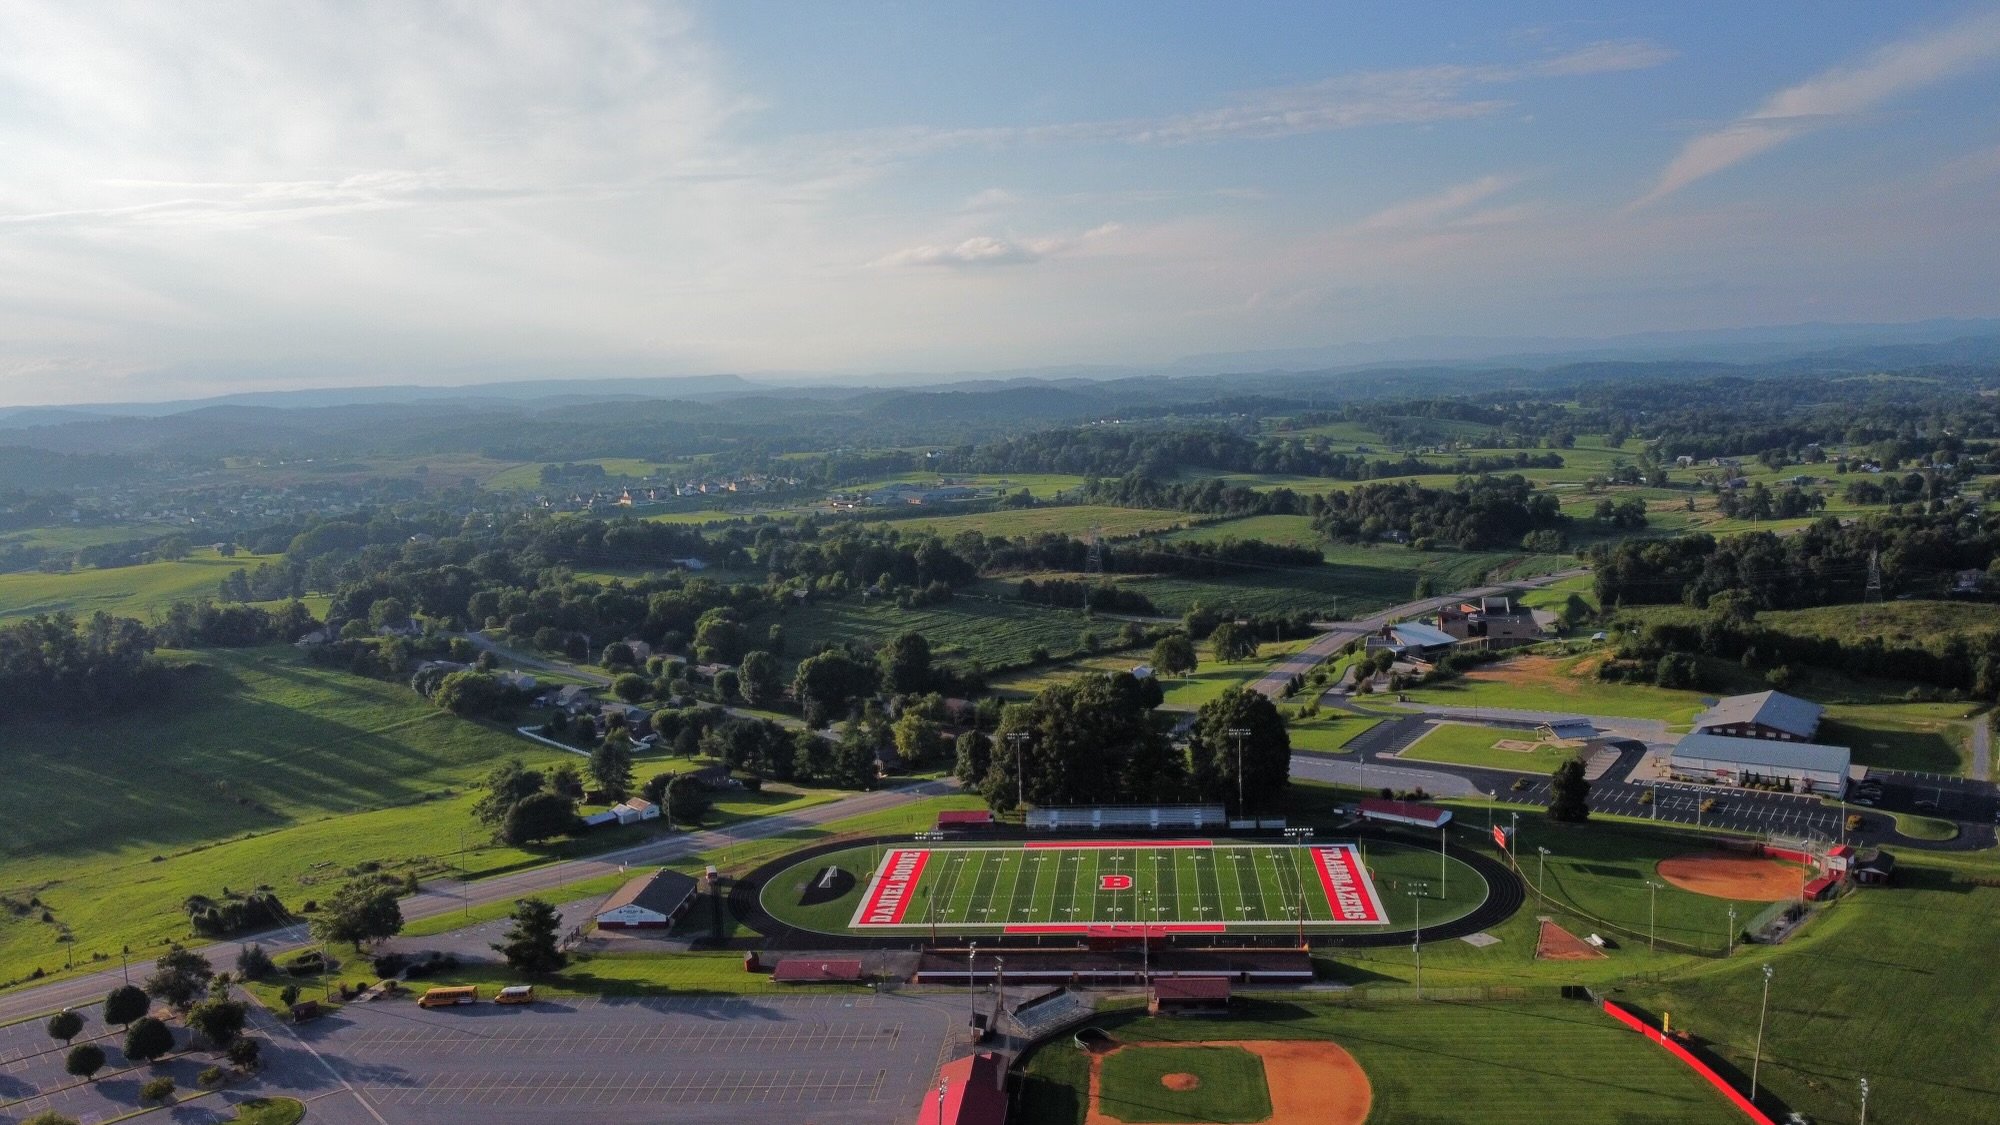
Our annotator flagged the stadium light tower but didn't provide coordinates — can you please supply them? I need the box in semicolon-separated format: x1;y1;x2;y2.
1227;728;1251;816
1751;964;1774;1104
1645;880;1662;951
1005;732;1030;810
967;943;979;1028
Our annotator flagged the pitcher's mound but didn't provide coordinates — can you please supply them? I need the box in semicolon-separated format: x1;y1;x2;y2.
1658;852;1800;901
1162;1073;1201;1091
1536;919;1606;960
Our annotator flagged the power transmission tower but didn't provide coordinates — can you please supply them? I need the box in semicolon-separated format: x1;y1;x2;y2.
1864;549;1883;604
1085;525;1104;577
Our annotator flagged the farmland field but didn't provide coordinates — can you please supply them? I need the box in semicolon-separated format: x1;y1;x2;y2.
987;642;1308;710
761;593;1103;673
0;548;287;620
758;838;1486;937
864;504;1195;539
1106;545;1524;619
843;471;1087;499
483;457;666;490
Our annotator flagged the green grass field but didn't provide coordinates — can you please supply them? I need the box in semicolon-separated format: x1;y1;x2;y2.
865;504;1194;540
757;839;1485;937
1761;599;2000;647
1627;854;2000;1125
483;458;664;491
1400;652;1712;722
1818;701;1973;774
0;548;287;620
1285;713;1383;754
1399;721;1590;773
844;471;1088;499
1016;997;1745;1125
1097;1045;1271;1124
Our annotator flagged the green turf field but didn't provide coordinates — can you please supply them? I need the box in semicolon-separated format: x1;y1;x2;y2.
759;838;1487;937
1015;997;1745;1125
1399;721;1590;773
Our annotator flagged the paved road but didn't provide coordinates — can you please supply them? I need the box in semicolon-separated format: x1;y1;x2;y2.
0;780;959;1026
1247;568;1589;699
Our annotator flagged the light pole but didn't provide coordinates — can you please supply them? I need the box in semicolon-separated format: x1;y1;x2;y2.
1438;824;1447;894
1726;905;1737;955
1645;880;1662;951
1751;964;1773;1106
967;943;979;1029
1227;727;1251;817
1006;732;1030;810
1859;1076;1869;1125
1536;847;1550;897
1407;882;1429;999
1139;891;1152;983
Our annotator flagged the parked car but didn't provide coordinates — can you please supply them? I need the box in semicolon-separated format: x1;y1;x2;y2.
496;985;535;1005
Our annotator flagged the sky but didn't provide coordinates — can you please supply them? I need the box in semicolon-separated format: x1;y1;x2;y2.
3;2;2000;405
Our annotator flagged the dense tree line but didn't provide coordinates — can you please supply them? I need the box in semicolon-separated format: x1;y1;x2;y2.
1312;475;1566;549
1589;507;2000;610
0;613;175;714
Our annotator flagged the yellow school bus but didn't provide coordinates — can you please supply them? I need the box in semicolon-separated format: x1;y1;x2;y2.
418;985;479;1008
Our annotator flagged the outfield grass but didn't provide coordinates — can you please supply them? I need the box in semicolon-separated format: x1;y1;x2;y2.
1016;997;1744;1125
1400;653;1711;722
865;505;1193;540
1399;721;1589;773
1097;1045;1270;1124
0;548;287;620
1627;856;2000;1125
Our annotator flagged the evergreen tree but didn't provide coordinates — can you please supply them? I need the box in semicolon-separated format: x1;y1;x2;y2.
492;898;568;975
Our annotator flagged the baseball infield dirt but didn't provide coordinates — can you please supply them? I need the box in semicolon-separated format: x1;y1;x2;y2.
1657;852;1802;901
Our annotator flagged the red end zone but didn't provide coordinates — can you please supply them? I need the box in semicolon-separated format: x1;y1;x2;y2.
850;848;931;928
1311;844;1387;923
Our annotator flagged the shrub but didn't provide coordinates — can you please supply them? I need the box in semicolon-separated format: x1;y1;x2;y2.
199;1066;226;1088
139;1076;175;1103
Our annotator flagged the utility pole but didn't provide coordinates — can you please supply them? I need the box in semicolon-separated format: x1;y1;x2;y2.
1006;732;1030;810
1727;905;1737;955
1439;824;1447;893
1407;884;1428;999
1227;728;1251;817
967;943;979;1029
1646;880;1662;951
1752;964;1774;1106
1536;846;1550;897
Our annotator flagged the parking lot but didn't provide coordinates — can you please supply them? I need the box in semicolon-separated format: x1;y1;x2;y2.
294;991;958;1125
1;989;959;1125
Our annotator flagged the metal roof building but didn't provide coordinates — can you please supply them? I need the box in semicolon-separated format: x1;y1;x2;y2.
1668;732;1851;796
1691;690;1825;742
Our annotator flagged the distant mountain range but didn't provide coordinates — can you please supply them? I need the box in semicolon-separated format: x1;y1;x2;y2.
3;318;1998;425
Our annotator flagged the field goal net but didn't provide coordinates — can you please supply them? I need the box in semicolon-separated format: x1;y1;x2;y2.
1026;804;1228;832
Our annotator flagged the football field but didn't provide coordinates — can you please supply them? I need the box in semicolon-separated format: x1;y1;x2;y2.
850;839;1389;935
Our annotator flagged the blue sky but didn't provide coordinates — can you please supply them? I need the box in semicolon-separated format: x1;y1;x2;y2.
1;2;1998;403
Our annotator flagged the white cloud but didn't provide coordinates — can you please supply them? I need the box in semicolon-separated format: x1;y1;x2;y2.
1355;175;1521;231
874;224;1122;269
1634;10;2000;207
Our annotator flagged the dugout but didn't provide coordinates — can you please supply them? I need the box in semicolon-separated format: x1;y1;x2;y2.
1148;975;1232;1015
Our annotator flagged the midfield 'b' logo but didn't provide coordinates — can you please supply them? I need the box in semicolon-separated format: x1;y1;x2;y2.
1100;874;1133;891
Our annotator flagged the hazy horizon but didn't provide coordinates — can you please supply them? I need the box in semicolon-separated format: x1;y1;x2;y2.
5;2;2000;406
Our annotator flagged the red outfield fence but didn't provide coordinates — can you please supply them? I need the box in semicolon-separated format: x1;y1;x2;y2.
1600;1000;1777;1125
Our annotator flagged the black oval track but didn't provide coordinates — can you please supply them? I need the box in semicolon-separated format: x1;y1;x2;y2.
727;827;1523;951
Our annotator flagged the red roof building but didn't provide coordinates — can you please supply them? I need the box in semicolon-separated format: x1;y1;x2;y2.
1149;976;1233;1014
914;1051;1008;1125
1357;798;1453;829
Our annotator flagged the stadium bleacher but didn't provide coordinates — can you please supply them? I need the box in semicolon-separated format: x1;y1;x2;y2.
1025;804;1227;831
